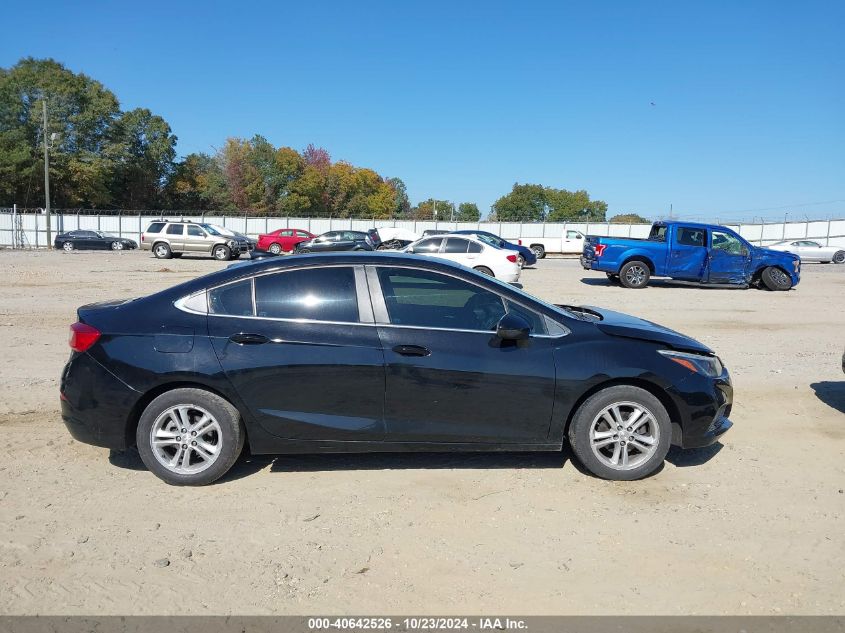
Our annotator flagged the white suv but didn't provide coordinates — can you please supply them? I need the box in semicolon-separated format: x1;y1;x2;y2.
141;221;252;260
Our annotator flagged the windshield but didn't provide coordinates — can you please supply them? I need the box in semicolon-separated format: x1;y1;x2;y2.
200;224;222;236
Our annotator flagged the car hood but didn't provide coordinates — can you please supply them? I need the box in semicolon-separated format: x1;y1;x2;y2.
756;246;799;261
558;305;713;354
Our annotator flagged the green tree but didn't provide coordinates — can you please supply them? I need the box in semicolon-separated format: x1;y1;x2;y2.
456;202;481;221
386;177;411;217
411;198;454;220
545;188;607;222
610;213;649;223
491;183;547;221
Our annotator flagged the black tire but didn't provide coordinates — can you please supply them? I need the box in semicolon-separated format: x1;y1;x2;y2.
298;247;311;254
268;243;282;255
213;244;231;261
833;251;845;264
136;388;245;486
110;241;123;251
517;254;525;268
530;244;546;259
619;260;651;289
761;266;793;291
153;242;172;259
474;266;495;277
568;385;672;481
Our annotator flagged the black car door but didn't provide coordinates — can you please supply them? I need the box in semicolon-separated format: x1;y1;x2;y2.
77;231;97;249
367;265;556;444
206;265;386;441
312;232;338;252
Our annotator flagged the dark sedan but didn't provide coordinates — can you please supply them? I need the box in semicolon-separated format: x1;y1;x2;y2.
61;252;732;485
450;230;537;267
294;230;379;253
55;230;138;252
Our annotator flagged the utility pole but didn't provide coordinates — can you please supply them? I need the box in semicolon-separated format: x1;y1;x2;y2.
43;100;52;247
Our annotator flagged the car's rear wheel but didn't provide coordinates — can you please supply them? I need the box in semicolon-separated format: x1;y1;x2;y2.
568;385;671;480
62;241;74;252
833;251;845;264
268;243;282;255
213;245;231;261
619;260;650;289
474;266;494;277
136;388;245;486
153;242;172;259
761;266;793;291
517;254;525;268
298;247;311;254
530;244;546;259
111;241;124;250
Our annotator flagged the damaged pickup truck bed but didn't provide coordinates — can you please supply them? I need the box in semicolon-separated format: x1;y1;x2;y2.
580;221;801;290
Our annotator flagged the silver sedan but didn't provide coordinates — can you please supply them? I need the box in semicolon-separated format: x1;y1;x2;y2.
767;240;845;264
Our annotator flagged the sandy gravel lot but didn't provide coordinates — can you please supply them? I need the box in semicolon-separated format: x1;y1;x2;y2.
0;249;843;615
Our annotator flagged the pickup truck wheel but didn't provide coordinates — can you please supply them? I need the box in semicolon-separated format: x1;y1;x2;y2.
568;385;671;481
761;266;792;291
619;261;650;289
530;244;546;259
833;251;845;264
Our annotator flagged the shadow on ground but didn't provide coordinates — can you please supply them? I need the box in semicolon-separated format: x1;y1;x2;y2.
665;442;723;468
810;381;845;414
579;277;751;290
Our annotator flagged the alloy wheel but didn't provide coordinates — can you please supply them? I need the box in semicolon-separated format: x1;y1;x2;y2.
149;404;222;475
111;241;123;250
62;242;73;252
589;401;659;470
624;265;647;286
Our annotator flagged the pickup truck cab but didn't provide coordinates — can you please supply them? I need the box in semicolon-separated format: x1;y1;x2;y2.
581;221;801;290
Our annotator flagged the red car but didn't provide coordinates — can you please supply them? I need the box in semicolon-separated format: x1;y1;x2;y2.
257;229;315;254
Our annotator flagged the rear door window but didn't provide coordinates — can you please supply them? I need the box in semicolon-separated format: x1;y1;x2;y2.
443;238;470;253
676;227;706;247
254;267;359;322
166;224;184;235
468;241;483;254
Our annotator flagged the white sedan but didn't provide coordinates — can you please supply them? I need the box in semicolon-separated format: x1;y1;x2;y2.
403;234;521;282
767;240;845;264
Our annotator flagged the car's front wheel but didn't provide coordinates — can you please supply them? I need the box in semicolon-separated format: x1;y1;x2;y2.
833;251;845;264
761;266;792;291
136;388;245;486
111;241;124;251
213;245;231;261
568;385;671;480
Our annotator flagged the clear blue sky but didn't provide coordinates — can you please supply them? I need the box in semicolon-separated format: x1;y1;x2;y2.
2;0;843;221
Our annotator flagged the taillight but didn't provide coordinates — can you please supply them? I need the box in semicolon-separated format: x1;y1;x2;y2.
594;244;607;257
69;322;101;352
506;254;517;263
517;239;522;245
141;235;145;242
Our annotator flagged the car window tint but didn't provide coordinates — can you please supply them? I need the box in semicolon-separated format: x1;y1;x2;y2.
377;267;506;331
567;230;581;239
676;227;705;247
505;300;546;335
468;241;483;254
209;280;253;317
187;225;204;236
711;231;743;255
254;267;359;322
443;238;470;253
166;224;184;235
279;230;293;237
146;222;165;233
414;238;443;252
296;230;310;237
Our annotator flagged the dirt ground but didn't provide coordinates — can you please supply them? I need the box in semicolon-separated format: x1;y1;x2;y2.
0;249;843;616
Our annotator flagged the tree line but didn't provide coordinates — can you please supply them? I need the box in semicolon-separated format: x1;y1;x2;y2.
1;58;646;223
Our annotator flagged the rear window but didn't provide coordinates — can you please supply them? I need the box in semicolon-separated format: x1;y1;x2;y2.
146;222;165;234
254;267;359;322
209;280;253;317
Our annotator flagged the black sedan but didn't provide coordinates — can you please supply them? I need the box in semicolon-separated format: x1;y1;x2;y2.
61;252;732;485
55;230;138;252
294;230;379;253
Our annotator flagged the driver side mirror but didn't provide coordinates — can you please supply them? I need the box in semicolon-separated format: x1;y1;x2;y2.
496;313;530;340
741;247;749;257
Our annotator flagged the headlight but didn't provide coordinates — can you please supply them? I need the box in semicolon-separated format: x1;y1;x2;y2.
227;239;237;247
658;350;723;377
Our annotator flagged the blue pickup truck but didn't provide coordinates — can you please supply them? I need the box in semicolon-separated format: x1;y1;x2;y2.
580;221;801;290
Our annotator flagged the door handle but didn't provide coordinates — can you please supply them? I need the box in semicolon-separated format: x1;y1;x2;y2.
229;333;269;345
392;344;431;357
